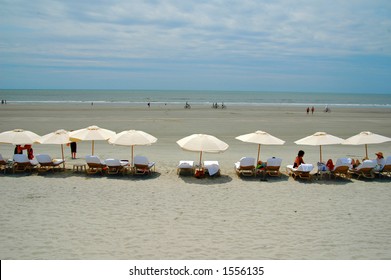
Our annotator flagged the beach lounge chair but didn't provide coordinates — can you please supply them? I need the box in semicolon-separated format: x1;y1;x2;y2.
177;160;195;175
85;155;107;174
12;154;38;173
36;154;64;172
105;159;128;175
234;157;256;177
286;163;314;180
330;158;350;179
348;160;376;179
265;157;283;177
376;156;391;178
133;156;155;175
204;160;220;176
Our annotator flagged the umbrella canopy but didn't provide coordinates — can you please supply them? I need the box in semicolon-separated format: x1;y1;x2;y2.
176;134;229;167
342;131;391;159
69;125;115;155
294;132;344;162
0;129;41;145
235;130;285;162
108;130;157;166
35;129;72;168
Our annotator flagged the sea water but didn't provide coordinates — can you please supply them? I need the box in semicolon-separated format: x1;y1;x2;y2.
0;89;390;108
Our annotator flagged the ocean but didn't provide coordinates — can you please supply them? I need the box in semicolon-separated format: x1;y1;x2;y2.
1;89;391;108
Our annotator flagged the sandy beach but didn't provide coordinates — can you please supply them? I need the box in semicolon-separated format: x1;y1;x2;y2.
0;103;390;259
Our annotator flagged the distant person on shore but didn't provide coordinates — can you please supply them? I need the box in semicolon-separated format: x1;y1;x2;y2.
147;102;150;108
293;150;305;168
70;141;77;159
306;107;310;114
324;105;330;112
311;106;314;114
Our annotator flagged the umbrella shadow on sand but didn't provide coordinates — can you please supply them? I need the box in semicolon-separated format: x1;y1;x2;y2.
178;174;233;185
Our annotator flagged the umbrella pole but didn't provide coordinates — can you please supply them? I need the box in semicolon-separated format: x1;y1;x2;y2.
92;140;95;155
131;145;134;166
257;144;261;163
61;144;65;170
320;145;322;163
199;151;203;170
365;144;368;159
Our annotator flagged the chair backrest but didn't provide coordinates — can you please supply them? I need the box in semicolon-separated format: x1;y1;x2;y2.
356;160;376;170
105;159;121;167
134;155;149;165
13;154;30;163
335;158;350;167
297;164;314;172
36;154;52;163
267;157;282;167
239;157;255;167
85;155;105;165
385;156;391;165
178;160;194;168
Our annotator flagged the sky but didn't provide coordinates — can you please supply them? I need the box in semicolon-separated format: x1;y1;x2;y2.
1;0;391;93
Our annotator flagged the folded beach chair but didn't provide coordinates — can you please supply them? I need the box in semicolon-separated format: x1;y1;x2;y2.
36;154;64;172
203;160;220;176
330;158;350;179
376;156;391;178
177;160;195;175
234;157;256;177
348;160;376;179
12;154;38;173
286;164;314;180
85;155;107;174
133;155;155;175
265;157;283;177
105;159;128;175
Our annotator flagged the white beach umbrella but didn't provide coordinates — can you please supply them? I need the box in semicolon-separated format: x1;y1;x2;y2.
0;128;41;145
294;132;345;162
342;131;391;159
35;129;73;169
176;134;229;167
108;130;157;166
69;125;115;155
235;130;285;162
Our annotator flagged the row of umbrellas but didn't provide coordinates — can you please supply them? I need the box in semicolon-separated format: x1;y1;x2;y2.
0;127;390;168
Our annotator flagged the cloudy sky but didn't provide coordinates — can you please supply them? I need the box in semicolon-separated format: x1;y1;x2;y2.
1;0;390;93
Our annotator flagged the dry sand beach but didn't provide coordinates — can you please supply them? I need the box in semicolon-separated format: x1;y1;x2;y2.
0;103;391;259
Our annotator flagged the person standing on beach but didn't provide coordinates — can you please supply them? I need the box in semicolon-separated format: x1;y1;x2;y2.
67;141;77;159
311;106;314;114
306;107;310;114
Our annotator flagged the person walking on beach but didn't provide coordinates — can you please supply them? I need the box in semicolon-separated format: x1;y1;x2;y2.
306;107;310;114
311;106;314;114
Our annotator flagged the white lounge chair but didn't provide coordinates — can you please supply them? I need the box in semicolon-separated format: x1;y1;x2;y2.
286;163;314;180
36;154;64;172
133;156;155;175
204;160;220;176
85;155;106;174
177;160;195;175
105;159;128;175
265;157;283;177
234;157;256;177
12;154;38;173
330;158;350;179
349;160;376;179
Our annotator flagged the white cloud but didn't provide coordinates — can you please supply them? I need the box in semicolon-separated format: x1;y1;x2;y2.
1;0;391;91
